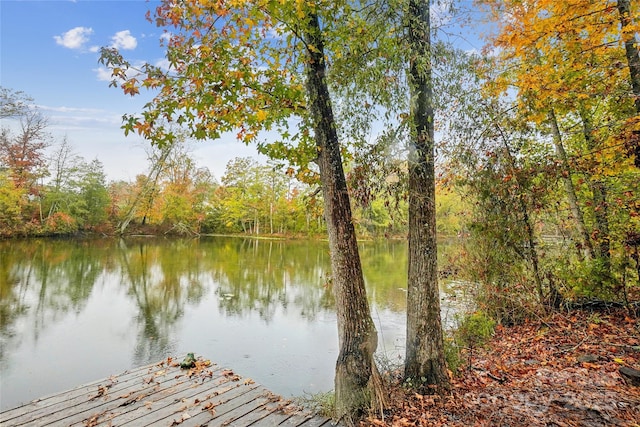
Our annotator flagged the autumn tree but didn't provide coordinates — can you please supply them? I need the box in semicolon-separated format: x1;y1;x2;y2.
218;157;265;234
617;0;640;165
115;143;172;233
0;89;51;226
0;171;25;235
479;0;640;297
0;101;50;197
153;143;216;234
99;1;387;421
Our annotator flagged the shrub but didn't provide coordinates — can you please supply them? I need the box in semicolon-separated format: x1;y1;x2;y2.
447;310;496;372
42;212;78;235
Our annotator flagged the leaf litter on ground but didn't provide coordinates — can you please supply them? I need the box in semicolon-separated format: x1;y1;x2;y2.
362;308;640;426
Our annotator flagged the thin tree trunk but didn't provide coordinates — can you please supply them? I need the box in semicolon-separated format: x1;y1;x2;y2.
269;202;273;235
303;12;385;425
548;109;594;260
492;117;546;305
404;0;450;390
118;147;170;234
617;0;640;167
578;107;611;273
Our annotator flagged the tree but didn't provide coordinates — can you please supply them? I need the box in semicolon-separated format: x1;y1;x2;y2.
0;102;50;196
219;157;265;234
75;159;110;228
480;0;640;296
0;87;32;119
0;171;26;235
44;137;84;219
115;144;171;234
404;0;450;389
0;91;51;226
99;1;385;421
149;142;217;234
617;0;640;166
303;12;385;420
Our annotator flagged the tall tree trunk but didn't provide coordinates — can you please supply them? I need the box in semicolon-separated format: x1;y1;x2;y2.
617;0;640;167
303;12;385;425
404;0;450;391
548;109;594;260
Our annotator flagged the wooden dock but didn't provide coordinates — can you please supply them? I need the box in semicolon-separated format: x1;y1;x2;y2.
1;355;335;427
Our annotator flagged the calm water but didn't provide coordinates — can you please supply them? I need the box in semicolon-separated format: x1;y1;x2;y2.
0;236;464;410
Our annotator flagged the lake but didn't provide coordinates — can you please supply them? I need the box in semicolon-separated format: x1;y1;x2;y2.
0;236;466;410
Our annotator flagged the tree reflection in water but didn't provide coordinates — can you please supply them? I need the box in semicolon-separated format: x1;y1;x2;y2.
0;236;463;411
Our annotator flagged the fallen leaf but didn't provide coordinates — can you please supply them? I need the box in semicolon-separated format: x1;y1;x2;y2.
202;401;217;415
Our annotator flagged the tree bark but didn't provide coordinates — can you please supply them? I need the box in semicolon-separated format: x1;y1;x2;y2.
578;107;611;273
618;0;640;113
404;0;450;391
617;0;640;167
548;109;594;260
303;12;385;425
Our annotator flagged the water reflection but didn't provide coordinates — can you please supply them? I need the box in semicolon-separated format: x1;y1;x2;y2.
0;236;462;411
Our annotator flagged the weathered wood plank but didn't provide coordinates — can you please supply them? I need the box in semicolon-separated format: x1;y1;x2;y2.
0;357;175;422
85;374;248;426
279;412;335;427
4;357;204;426
62;367;230;426
222;390;293;426
133;382;264;427
0;355;335;427
176;385;273;427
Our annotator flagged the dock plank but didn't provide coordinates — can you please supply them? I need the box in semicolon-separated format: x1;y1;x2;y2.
1;358;164;422
163;384;268;427
279;412;335;427
93;375;247;426
63;367;231;427
0;355;335;427
7;357;204;426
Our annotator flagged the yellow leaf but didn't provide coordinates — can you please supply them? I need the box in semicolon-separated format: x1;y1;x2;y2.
256;109;267;122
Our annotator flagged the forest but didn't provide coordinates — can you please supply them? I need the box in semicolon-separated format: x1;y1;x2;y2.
1;0;640;425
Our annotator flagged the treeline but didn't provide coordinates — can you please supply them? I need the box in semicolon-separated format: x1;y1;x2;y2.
0;92;463;239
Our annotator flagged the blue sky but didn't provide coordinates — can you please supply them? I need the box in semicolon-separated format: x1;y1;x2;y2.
1;0;485;182
1;0;263;181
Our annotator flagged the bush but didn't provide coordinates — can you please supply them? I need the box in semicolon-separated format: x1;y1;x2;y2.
42;212;78;235
447;310;496;373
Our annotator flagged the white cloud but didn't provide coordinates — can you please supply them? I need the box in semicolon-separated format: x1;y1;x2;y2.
111;30;137;50
38;105;106;115
155;58;171;71
54;26;93;49
94;67;113;82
